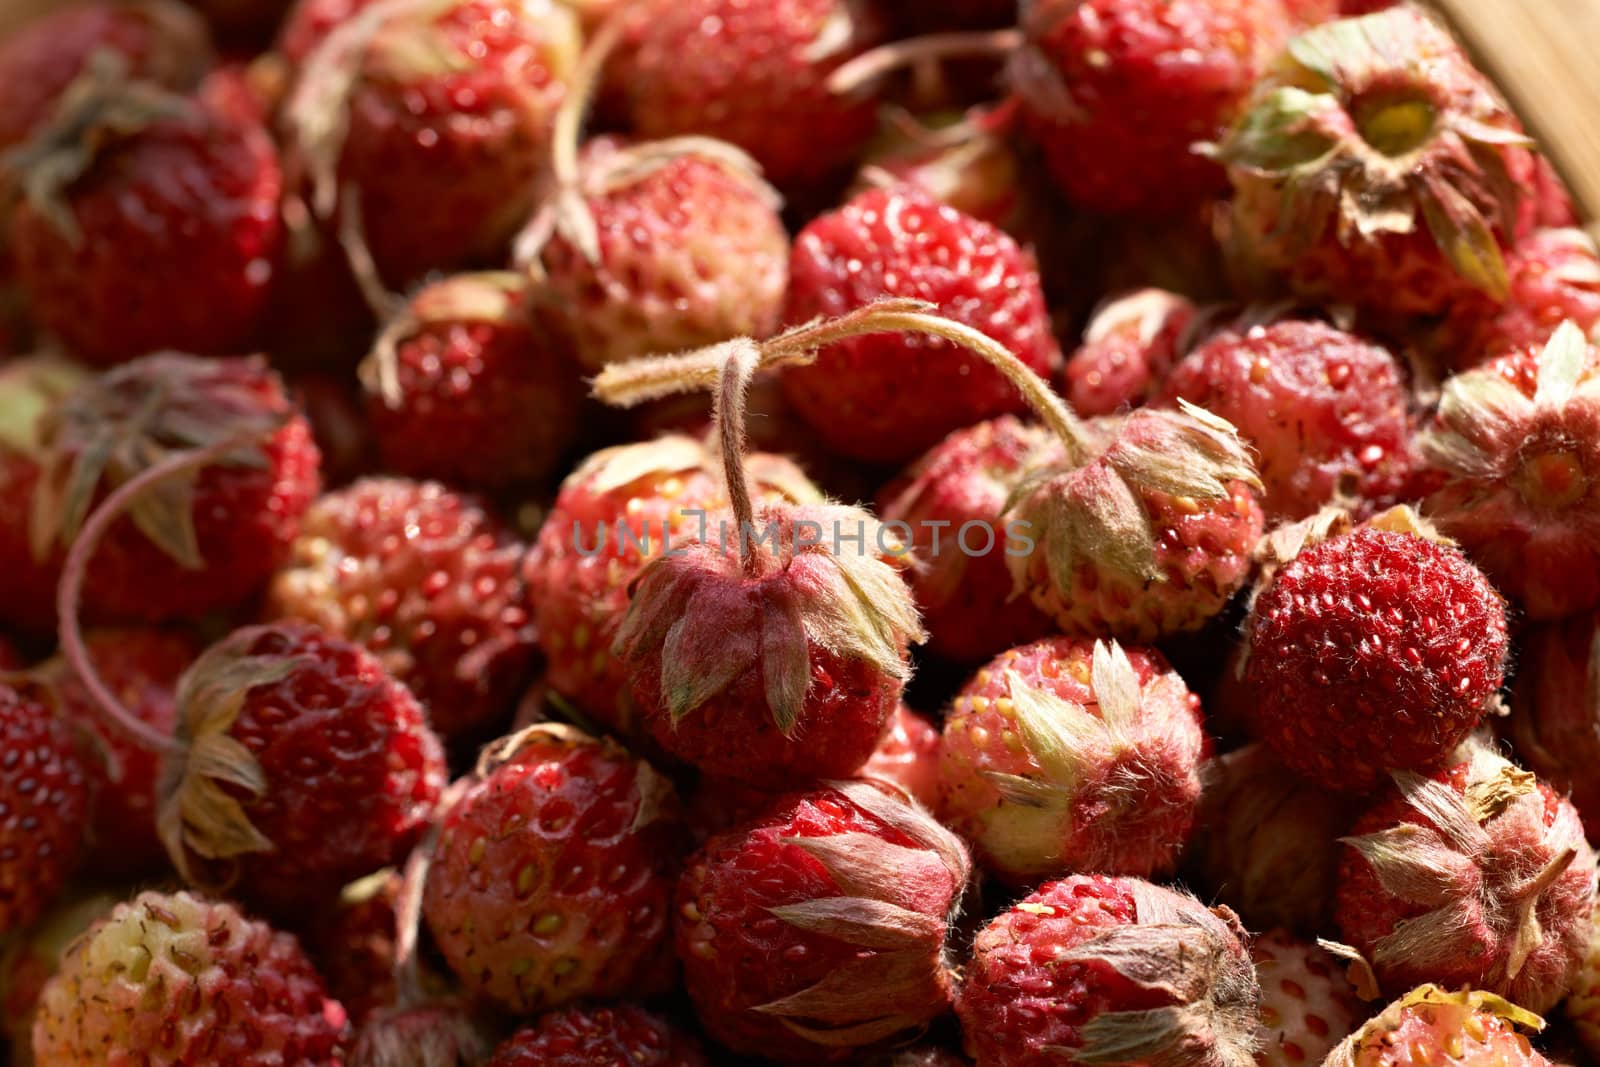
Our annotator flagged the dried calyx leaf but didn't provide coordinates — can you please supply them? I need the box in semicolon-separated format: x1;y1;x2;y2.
361;271;529;405
756;779;970;1047
30;354;288;569
1060;882;1259;1067
1;51;189;243
1340;746;1591;995
823;28;1024;96
157;627;310;885
1209;6;1531;298
1322;984;1544;1067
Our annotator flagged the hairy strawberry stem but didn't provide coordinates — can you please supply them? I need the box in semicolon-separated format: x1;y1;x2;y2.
592;299;1090;462
826;28;1024;95
55;434;265;757
714;341;762;576
550;15;624;192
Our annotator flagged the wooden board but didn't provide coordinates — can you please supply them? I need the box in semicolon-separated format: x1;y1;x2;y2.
1433;0;1600;226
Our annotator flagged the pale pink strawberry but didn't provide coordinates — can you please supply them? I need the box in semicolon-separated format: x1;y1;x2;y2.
1253;931;1362;1067
1063;289;1198;417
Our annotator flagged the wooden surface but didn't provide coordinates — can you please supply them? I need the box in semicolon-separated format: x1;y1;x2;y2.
1434;0;1600;226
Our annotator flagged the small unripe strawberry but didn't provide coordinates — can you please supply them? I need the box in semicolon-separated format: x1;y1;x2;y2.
861;703;942;810
1252;931;1361;1067
677;779;971;1064
1326;985;1557;1067
1063;289;1198;417
956;875;1261;1067
1336;744;1597;1012
938;637;1207;885
424;725;686;1014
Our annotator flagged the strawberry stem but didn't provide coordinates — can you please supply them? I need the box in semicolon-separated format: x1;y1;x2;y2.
713;341;762;575
55;434;264;757
549;15;624;192
826;28;1024;95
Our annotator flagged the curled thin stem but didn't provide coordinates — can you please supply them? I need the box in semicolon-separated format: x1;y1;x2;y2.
56;434;265;757
826;28;1023;95
550;15;625;191
713;341;761;575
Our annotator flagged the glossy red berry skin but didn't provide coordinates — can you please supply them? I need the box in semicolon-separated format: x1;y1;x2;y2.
625;0;884;192
10;76;284;366
1244;527;1509;793
488;1004;708;1067
1158;320;1419;520
782;186;1062;463
423;726;685;1014
0;683;89;937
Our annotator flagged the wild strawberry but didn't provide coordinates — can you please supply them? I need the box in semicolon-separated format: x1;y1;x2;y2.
1568;899;1600;1061
1189;743;1350;934
349;1000;497;1067
31;353;320;625
282;0;580;289
877;415;1056;666
625;0;884;193
1010;0;1292;217
1510;609;1600;839
360;273;583;490
524;434;819;739
781;184;1061;463
1419;323;1600;620
1336;743;1597;1012
0;0;212;153
677;778;970;1064
1242;507;1509;793
424;725;685;1013
956;875;1261;1067
1327;986;1557;1067
6;64;282;365
1438;228;1600;372
1157;319;1418;520
269;477;538;743
1062;289;1198;417
0;682;88;937
861;703;942;809
41;625;199;876
32;890;349;1065
154;621;446;912
1213;6;1536;319
488;1004;708;1066
848;105;1029;235
1253;932;1362;1067
0;893;115;1054
939;638;1207;885
614;348;924;787
516;40;791;374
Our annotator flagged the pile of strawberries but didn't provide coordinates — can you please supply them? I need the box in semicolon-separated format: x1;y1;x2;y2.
4;0;1600;1063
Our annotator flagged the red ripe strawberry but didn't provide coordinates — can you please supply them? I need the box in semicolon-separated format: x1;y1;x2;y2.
41;625;200;876
32;890;350;1065
0;893;115;1052
6;65;283;365
283;0;580;289
524;434;819;738
1420;324;1600;620
488;1004;708;1067
1062;289;1198;417
781;185;1062;462
877;415;1056;666
1243;508;1508;793
1439;229;1600;371
30;353;320;625
157;621;446;912
1189;743;1350;934
0;682;88;937
677;779;970;1064
625;0;884;193
520;133;791;373
1010;0;1292;217
1336;744;1598;1013
861;703;942;810
424;725;685;1013
0;0;212;153
939;637;1207;885
1326;986;1556;1067
956;875;1260;1067
1213;6;1536;320
1157;319;1418;520
360;273;583;490
269;477;538;743
1510;609;1600;839
1253;932;1361;1067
